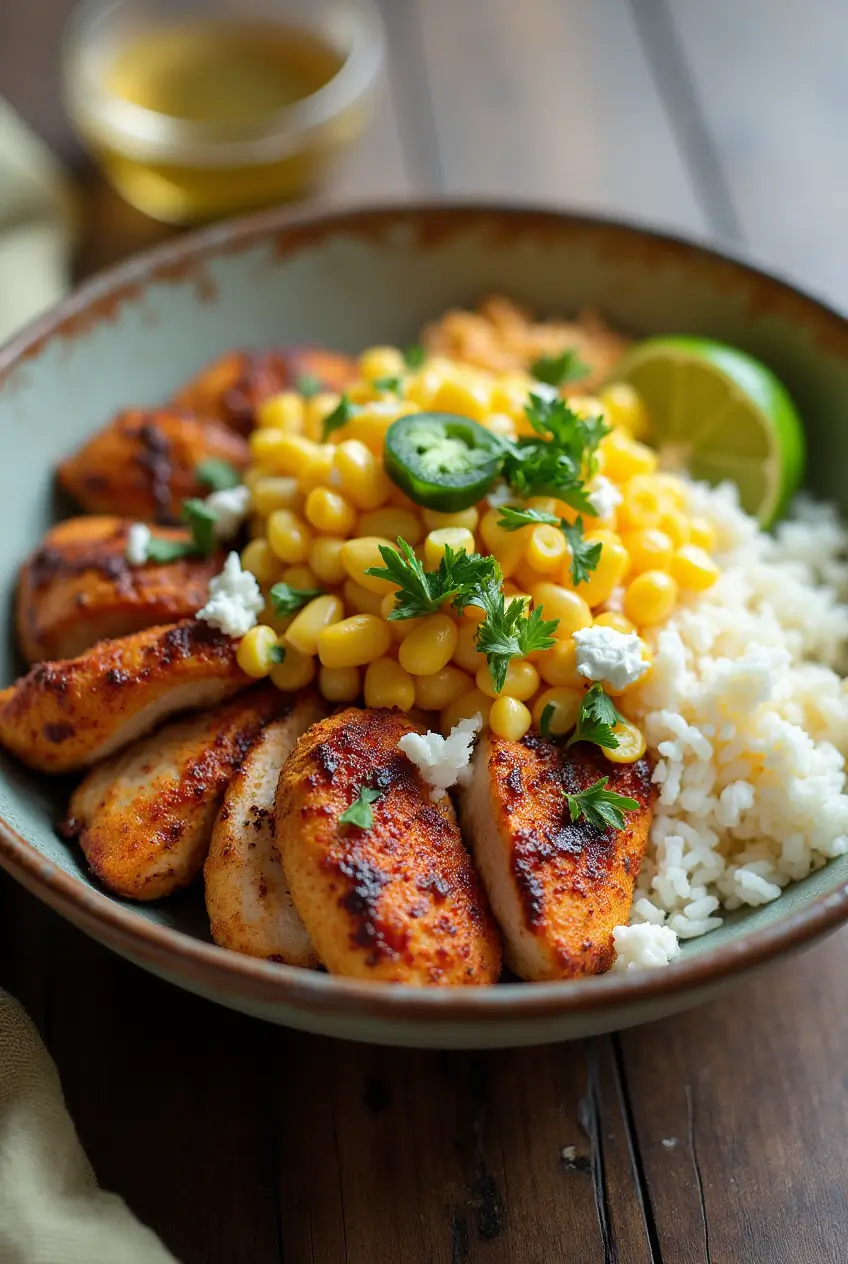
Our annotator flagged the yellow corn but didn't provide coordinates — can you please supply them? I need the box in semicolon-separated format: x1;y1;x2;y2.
343;401;418;454
309;536;347;585
343;579;385;616
317;614;391;668
489;695;532;741
624;570;679;625
430;376;491;422
318;664;361;703
600;430;658;482
298;445;337;495
340;536;397;593
269;645;317;691
621;527;674;574
413;665;472;711
267;510;313;565
422;506;480;533
281;564;320;589
284;594;344;657
597;382;650;440
398;613;458;676
304;487;357;536
525;523;568;574
514;556;552;593
671;545;720;591
572;531;629;608
657;508;690;549
359;507;423;545
688;516;717;552
537;638;583;688
332;439;389;511
531;686;583;736
303;392;342;442
440;688;492;735
479;508;526;578
364;657;416;711
424;527;476;569
490;373;535;421
240;539;279;587
530;583;593;634
453;621;485;673
476;659;539;701
359;345;406;381
617;475;666;530
256;391;305;433
236;625;280;678
603;719;647;764
251;476;302;518
250;431;318;475
593;611;637;635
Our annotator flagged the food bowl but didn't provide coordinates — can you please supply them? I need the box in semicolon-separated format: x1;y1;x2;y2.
1;202;847;1048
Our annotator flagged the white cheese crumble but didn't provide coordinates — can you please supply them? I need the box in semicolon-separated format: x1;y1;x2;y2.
196;552;264;637
125;523;151;566
485;480;514;509
206;485;251;540
573;625;649;690
587;476;623;521
398;714;482;801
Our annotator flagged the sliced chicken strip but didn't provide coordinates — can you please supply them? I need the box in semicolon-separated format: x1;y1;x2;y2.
172;346;358;432
0;619;248;773
58;408;248;521
276;707;502;986
458;734;654;980
17;516;222;662
205;697;327;965
63;686;285;901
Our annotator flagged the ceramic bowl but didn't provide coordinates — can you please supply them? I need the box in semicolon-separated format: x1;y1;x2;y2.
1;203;847;1048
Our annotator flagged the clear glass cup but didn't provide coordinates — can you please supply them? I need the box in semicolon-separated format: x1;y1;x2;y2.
63;0;385;224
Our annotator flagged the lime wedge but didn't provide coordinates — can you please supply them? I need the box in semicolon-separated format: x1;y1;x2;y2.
611;336;805;525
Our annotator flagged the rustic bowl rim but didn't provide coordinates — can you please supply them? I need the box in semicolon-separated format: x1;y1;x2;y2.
1;197;847;1027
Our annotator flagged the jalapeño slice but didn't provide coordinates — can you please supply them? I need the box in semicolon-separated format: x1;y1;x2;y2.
384;413;504;511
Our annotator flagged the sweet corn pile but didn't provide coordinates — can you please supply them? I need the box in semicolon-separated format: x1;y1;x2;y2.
236;340;720;755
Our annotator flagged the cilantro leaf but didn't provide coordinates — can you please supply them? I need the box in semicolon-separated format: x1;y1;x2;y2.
564;776;640;832
269;582;324;617
182;498;218;556
530;348;589;388
562;516;602;586
472;585;557;693
566;684;624;751
367;539;499;621
501;441;595;514
539;702;557;740
339;786;381;830
144;536;195;564
496;505;561;531
373;375;403;396
296;373;322;399
403;344;425;369
195;458;242;492
269;644;286;664
321;394;359;441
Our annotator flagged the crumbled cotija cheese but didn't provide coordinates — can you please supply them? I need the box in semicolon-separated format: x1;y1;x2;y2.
196;552;264;637
587;476;623;521
206;485;251;540
398;715;482;800
573;625;649;690
125;523;151;566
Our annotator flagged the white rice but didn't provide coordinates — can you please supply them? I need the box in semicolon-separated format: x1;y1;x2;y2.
613;481;848;965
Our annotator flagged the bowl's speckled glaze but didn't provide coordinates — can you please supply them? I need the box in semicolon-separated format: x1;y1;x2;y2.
1;202;847;1048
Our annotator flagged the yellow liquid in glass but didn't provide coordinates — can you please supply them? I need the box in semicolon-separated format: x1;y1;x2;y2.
84;21;352;223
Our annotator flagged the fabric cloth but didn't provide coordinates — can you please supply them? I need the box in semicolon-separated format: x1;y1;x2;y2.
0;99;178;1262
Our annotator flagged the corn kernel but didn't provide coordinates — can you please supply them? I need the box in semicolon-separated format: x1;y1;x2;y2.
364;657;416;711
531;687;583;736
309;536;347;586
537;638;583;688
256;391;305;432
479;508;526;578
453;621;485;673
297;445;337;495
340;536;397;593
281;564;320;589
250;431;317;475
359;346;406;382
359;507;423;545
398;613;458;676
236;624;279;678
440;688;492;735
476;659;539;701
671;544;720;592
422;506;480;533
603;719;647;764
600;430;657;482
657;509;690;549
259;602;293;636
618;476;665;530
624;570;679;625
514;557;552;593
530;583;593;635
430;376;491;422
598;382;650;440
270;645;316;691
252;476;302;518
303;392;342;442
380;592;422;641
594;611;636;635
343;401;419;454
572;532;629;608
688;516;717;552
526;523;568;574
285;594;344;657
424;527;476;569
333;439;390;511
305;487;357;536
243;465;274;493
267;510;313;564
319;664;361;703
343;579;385;616
317;614;391;668
489;695;532;741
490;373;534;421
414;665;472;711
621;527;674;574
240;539;280;587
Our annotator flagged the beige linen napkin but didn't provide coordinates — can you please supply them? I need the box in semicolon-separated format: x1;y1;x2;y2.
0;99;178;1262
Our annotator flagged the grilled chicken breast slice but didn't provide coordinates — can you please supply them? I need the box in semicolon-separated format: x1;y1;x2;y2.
205;697;327;965
17;516;222;663
276;708;502;986
172;346;358;432
58;408;248;521
63;687;285;901
459;734;654;980
0;620;248;773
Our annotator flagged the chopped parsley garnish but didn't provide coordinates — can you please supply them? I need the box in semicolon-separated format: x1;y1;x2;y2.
539;702;557;740
366;539;499;621
471;580;558;693
496;505;560;531
195;458;242;492
321;394;359;441
496;506;602;587
501;442;594;514
296;373;322;399
144;536;195;564
182;498;219;557
269;581;324;617
566;684;624;751
269;644;286;664
403;344;426;369
373;375;404;396
339;786;382;830
529;348;589;388
564;776;639;832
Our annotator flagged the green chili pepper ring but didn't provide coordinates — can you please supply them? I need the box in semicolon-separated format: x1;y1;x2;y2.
383;412;504;511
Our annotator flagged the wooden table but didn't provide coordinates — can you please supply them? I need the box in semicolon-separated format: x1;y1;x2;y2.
2;3;847;1260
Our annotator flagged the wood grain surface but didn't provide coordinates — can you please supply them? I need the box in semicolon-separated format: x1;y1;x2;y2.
2;2;847;1261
